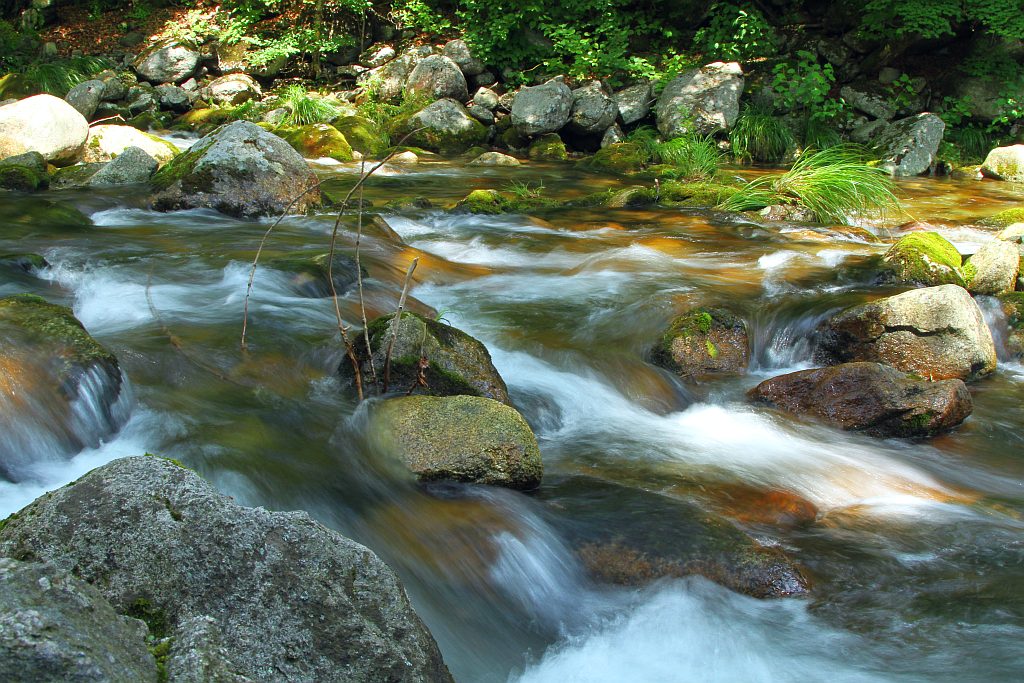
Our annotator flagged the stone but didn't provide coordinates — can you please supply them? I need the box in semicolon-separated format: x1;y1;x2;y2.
996;223;1024;242
998;293;1024;358
82;124;179;167
402;98;487;154
0;94;89;165
582;141;645;173
879;231;965;287
964;239;1020;295
370;395;542;489
567;81;618;135
0;558;157;682
127;91;155;115
151;121;321;218
442;39;485;76
614;82;654;125
655;61;744;138
511;78;573;136
0;151;48;191
601;124;625;148
88;146;158;186
472;86;499;110
153;84;190;113
817;285;997;381
279;123;354;162
466;103;494;125
651;307;749;379
981;145;1024;183
875;113;945;177
342;311;510;404
878;67;902;85
0;456;453;683
64;79;105;120
980;208;1024;228
96;69;132;101
527;133;567;161
361;53;417;102
472;71;497;88
50;162;104;188
391;150;418;164
850;119;889;144
749;362;973;438
468;151;520;166
201;73;261;106
133;40;200;84
406;55;468;102
333;115;388;157
840;85;896;121
362;44;396;68
266;251;364;298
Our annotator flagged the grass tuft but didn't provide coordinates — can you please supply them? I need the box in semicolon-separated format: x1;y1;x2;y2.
625;126;721;180
280;85;341;126
730;105;794;163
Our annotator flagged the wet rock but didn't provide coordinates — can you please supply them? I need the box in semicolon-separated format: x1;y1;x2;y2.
51;162;105;188
407;55;468;102
133;40;200;84
468;151;520;166
998;293;1024;358
708;484;818;527
391;150;419;164
0;252;48;273
201;73;261;106
88;146;158;186
153;84;191;113
369;395;542;489
442;39;485;77
266;251;364;297
749;362;972;437
279;123;354;162
343;311;510;405
980;207;1024;228
655;61;743;138
996;223;1024;242
582;141;645;173
541;476;809;599
0;558;157;682
0;151;48;191
981;144;1024;182
333;115;388;157
651;307;749;380
567;81;618;135
875;113;945;177
879;231;965;287
64;79;105;120
511;78;573;136
817;285;997;381
614;82;654;125
0;94;89;165
0;456;453;683
82;124;179;167
151;121;321;218
401;98;487;154
527;133;568;161
964;239;1020;295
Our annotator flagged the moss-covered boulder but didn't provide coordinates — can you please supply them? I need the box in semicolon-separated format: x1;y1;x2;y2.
981;144;1024;182
80;125;179;167
333;115;389;157
539;476;809;599
527;133;568;161
342;311;510;404
50;162;105;189
266;251;365;297
980;207;1024;228
0;253;48;272
279;123;354;162
400;98;488;154
369;395;542;489
0;160;48;192
651;307;749;380
581;142;646;174
451;188;554;215
879;232;965;286
170;107;236;134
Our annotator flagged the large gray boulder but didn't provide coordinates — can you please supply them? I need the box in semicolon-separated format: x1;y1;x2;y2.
153;84;191;113
0;456;454;683
361;53;417;102
981;144;1024;182
511;78;573;136
89;146;158;186
151;121;321;218
133;40;201;84
64;79;105;120
655;61;743;137
964;238;1020;295
840;85;896;121
0;94;89;164
613;82;654;125
749;362;973;438
402;98;487;153
82;124;180;167
567;81;618;135
0;558;157;683
201;73;261;106
442;39;484;76
817;285;997;381
875;113;944;177
406;54;468;102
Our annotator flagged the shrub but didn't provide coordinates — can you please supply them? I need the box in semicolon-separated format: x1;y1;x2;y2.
280;85;342;126
694;2;778;61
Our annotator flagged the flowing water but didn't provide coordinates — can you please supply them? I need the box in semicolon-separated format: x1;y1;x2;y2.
2;159;1023;681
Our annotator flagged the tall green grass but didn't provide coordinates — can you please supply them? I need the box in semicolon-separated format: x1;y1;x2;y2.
730;106;794;163
625;126;721;180
21;56;111;97
280;85;341;126
719;145;901;225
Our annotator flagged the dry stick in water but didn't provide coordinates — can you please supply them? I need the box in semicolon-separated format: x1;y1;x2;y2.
381;257;419;394
354;160;377;388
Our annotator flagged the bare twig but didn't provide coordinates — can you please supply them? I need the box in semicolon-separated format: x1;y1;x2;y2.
354;160;377;387
89;114;125;127
381;257;418;394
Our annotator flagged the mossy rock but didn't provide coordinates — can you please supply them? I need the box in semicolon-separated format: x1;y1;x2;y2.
580;142;647;174
498;125;530;151
0;253;48;272
0;198;92;228
528;134;568;161
979;207;1024;228
879;232;965;286
51;163;105;189
170;108;236;134
333;115;388;157
342;311;510;404
0;164;47;192
280;123;354;162
651;307;750;380
451;188;556;215
0;294;116;373
266;251;366;298
598;181;739;209
0;73;29;100
461;146;488;159
998;292;1024;357
369;395;542;489
126;110;171;132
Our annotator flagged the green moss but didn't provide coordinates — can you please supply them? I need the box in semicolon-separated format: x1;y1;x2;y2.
581;142;647;174
0;164;47;192
280;123;354;162
172;107;236;132
52;163;104;189
0;253;48;271
452;188;557;214
126;598;170;639
880;231;966;286
149;141;209;192
528;134;568;161
705;339;719;358
980;207;1024;228
334;115;389;157
0;294;115;369
998;292;1024;329
0;510;18;534
149;637;172;683
660;181;738;207
404;117;488;155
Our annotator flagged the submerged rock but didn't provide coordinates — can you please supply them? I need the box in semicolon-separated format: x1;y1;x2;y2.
817;285;997;381
749;362;972;437
651;307;749;379
369;395;543;489
655;61;743;138
0;456;454;683
266;251;365;297
0;94;89;165
879;231;965;287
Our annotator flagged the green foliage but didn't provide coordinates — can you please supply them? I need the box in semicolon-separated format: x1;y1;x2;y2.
771;51;845;121
389;0;452;35
859;0;1024;40
21;56;112;97
280;85;342;126
948;125;995;162
625;127;721;180
694;2;777;61
802;118;842;150
729;105;794;163
886;73;917;112
503;179;545;200
720;145;901;225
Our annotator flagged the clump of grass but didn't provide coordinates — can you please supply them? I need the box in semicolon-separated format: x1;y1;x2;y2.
802;118;842;151
21;56;111;97
948;125;993;162
280;84;341;126
503;179;545;200
730;105;794;163
719;145;902;225
625;126;721;180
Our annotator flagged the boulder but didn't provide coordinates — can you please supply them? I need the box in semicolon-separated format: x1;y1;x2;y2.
88;146;158;186
133;40;200;84
472;86;499;110
964;239;1020;295
601;124;625;148
998;293;1024;358
0;558;157;682
0;151;48;192
466;103;494;125
402;98;487;154
980;207;1024;228
527;133;568;161
468;151;520;166
362;44;396;68
655;61;743;138
82;124;179;167
567;81;618;135
442;39;485;76
406;55;468;102
850;118;889;144
510;78;573;136
651;307;749;379
153;84;190;113
996;223;1024;242
749;362;973;437
875;113;944;177
817;285;997;381
981;145;1024;183
64;79;105;120
333;115;388;157
361;53;417;102
840;85;896;121
370;395;542;489
51;162;105;188
95;70;132;102
266;251;364;297
342;311;510;404
201;73;261;106
279;123;354;162
0;94;89;164
614;82;654;125
582;141;645;173
151;121;321;218
0;456;453;683
879;231;965;287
